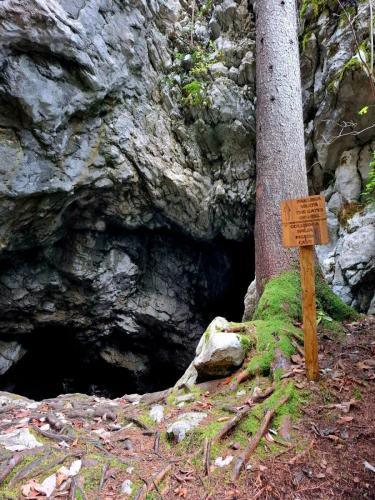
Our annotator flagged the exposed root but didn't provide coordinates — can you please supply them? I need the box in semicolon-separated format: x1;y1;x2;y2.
153;431;161;453
32;424;76;443
232;394;290;481
229;369;251;392
124;415;152;432
288;439;315;465
0;453;25;485
97;463;109;500
8;450;53;486
203;438;211;476
134;463;172;500
213;385;275;443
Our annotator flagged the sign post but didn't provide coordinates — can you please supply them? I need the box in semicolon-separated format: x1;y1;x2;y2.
280;195;329;381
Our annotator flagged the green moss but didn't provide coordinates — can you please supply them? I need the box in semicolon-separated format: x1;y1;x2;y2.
238;334;253;353
245;319;299;376
300;0;327;20
353;387;362;400
327;55;363;94
302;31;313;52
253;271;302;323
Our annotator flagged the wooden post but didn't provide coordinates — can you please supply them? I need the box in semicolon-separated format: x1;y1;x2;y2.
299;245;319;381
281;195;328;381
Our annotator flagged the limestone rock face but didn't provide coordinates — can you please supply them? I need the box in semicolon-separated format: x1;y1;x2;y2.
0;0;256;392
301;3;375;313
0;0;374;396
316;145;375;313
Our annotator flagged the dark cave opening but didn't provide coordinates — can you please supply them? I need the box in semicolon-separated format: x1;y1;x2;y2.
0;235;255;401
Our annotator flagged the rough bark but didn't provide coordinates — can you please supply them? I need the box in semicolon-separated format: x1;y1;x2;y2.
255;0;308;295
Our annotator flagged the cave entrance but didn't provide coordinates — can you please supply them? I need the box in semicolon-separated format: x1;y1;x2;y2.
0;236;255;401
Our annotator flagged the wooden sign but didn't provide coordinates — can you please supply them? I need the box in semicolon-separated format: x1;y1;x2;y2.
281;195;329;247
280;195;330;382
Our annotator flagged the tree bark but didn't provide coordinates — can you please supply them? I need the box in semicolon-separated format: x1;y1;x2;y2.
255;0;308;295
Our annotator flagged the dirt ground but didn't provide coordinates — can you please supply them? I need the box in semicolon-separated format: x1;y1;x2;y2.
0;316;374;499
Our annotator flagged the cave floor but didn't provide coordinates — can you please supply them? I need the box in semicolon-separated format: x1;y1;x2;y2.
0;316;374;500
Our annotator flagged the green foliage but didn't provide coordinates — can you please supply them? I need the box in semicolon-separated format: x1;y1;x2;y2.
198;0;213;17
358;105;369;115
328;56;363;93
161;12;223;109
182;80;209;107
362;151;375;205
300;0;328;20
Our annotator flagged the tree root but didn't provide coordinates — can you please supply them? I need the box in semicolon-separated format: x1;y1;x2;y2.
96;463;109;500
8;450;53;486
153;432;161;453
232;394;290;481
134;463;172;500
124;415;151;432
32;424;76;443
203;438;211;476
288;439;315;465
213;385;275;443
0;453;25;485
229;369;251;392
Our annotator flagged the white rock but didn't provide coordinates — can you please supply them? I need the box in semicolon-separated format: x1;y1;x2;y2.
149;404;164;424
339;225;375;271
121;479;133;495
0;428;43;451
194;317;247;377
214;455;233;467
175;317;248;386
167;412;207;442
335;150;362;201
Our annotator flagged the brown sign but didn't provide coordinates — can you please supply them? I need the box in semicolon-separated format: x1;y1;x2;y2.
281;195;329;247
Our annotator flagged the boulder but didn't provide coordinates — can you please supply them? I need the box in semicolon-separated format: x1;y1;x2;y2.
175;317;248;387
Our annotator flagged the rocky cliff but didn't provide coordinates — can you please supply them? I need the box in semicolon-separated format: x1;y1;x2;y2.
0;0;373;397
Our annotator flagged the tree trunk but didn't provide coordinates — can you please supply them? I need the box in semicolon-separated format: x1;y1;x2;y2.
255;0;308;296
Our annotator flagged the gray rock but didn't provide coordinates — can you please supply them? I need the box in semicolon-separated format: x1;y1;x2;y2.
149;405;164;424
334;150;362;202
0;341;26;376
242;279;258;321
0;0;257;389
166;412;207;441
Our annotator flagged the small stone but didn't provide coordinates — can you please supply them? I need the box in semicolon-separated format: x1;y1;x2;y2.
121;479;133;496
149;404;164;424
123;438;133;451
166;412;207;442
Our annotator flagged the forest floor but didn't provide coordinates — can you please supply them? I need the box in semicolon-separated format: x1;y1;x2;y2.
0;316;374;500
